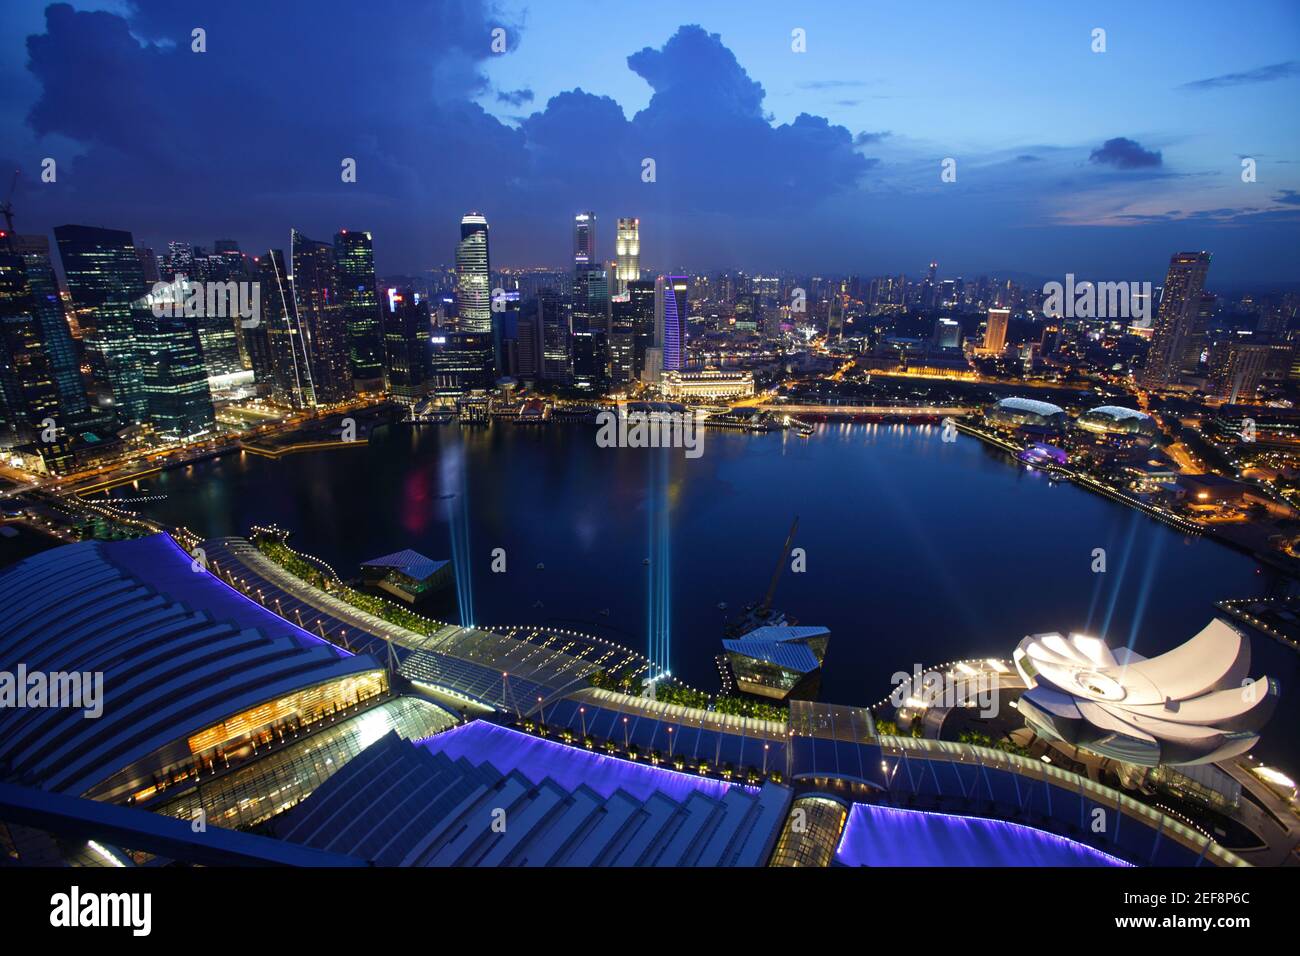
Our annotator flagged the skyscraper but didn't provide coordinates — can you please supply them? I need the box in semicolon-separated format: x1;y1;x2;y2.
0;250;60;445
9;234;89;424
574;267;610;333
54;224;149;425
132;280;216;441
381;287;432;403
1208;337;1269;403
456;213;491;333
982;307;1010;354
292;230;352;402
539;289;573;383
619;279;656;381
1141;251;1211;389
615;218;640;294
250;250;316;408
654;275;688;373
333;230;384;387
573;212;595;272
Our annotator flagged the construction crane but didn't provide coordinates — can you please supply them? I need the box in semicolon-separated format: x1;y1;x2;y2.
760;515;799;613
0;169;19;250
723;515;799;637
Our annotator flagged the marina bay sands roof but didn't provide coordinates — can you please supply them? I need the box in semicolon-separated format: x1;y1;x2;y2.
0;534;384;801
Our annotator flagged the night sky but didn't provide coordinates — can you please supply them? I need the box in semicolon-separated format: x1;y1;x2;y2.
1;0;1298;283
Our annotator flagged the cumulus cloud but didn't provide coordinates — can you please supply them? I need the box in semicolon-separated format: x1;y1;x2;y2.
1089;137;1163;170
11;9;870;270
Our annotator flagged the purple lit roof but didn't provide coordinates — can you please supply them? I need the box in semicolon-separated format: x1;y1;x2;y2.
835;803;1131;867
418;721;742;802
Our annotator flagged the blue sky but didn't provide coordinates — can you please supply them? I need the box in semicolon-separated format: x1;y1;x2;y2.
1;0;1297;283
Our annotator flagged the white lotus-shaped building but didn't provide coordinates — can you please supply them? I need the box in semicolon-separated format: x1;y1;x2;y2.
1013;619;1279;767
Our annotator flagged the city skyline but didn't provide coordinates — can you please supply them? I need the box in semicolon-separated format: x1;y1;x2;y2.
0;2;1298;283
3;0;1300;892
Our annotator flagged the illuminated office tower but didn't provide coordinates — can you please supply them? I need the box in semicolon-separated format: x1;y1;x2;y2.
539;289;573;384
616;279;655;380
1140;251;1211;388
456;212;491;333
574;267;610;333
607;318;636;388
334;230;384;387
0;251;60;445
292;230;351;402
615;218;640;294
131;280;216;441
54;224;149;424
982;307;1010;354
9;234;89;423
381;287;432;403
654;275;688;373
573;212;596;272
249;250;315;408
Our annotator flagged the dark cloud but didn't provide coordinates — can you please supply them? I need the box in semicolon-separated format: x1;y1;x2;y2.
1276;190;1300;206
1089;137;1163;170
853;130;890;146
1015;154;1040;163
11;10;869;271
1180;60;1300;92
496;88;534;107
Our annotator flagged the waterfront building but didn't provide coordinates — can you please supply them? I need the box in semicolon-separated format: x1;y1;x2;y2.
292;229;352;402
723;625;830;701
654;275;687;373
617;279;655;380
249;249;316;408
539;288;573;384
131;279;216;441
1075;405;1159;441
455;212;491;333
360;548;451;605
1014;620;1278;766
381;287;432;403
429;330;494;396
983;396;1068;432
660;368;755;401
607;315;636;388
334;230;384;387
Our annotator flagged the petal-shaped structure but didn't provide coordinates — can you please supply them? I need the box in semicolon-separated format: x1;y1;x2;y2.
1013;619;1279;767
